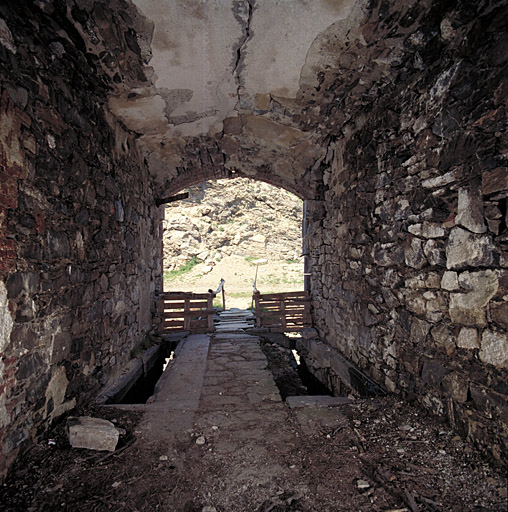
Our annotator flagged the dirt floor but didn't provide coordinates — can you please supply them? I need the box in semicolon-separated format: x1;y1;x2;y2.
164;255;304;309
1;339;506;512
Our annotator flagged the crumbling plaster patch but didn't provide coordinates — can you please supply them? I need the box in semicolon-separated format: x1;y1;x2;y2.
0;281;13;430
0;281;13;354
110;0;363;191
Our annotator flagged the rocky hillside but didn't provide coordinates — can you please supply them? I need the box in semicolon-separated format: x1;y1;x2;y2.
163;179;303;271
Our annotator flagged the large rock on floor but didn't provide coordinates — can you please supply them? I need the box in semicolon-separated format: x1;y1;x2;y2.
66;416;122;452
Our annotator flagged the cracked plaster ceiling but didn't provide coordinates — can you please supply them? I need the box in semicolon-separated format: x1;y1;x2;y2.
101;0;366;195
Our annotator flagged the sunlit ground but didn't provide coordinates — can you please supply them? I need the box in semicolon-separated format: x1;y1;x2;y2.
164;255;304;309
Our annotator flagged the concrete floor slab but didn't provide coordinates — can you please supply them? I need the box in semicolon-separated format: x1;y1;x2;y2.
140;334;210;438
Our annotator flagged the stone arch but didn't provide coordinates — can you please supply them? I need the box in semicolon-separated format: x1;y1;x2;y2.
158;164;316;202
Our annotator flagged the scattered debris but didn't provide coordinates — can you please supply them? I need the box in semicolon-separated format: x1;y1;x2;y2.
356;479;370;489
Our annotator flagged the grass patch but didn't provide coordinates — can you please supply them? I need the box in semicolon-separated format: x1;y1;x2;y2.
228;291;252;298
286;258;299;264
164;256;201;282
283;277;304;285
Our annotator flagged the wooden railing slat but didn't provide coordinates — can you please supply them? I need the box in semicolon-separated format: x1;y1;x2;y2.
158;290;217;334
253;290;311;333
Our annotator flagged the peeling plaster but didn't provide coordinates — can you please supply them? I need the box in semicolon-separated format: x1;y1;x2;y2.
0;281;13;354
0;281;13;430
45;366;76;422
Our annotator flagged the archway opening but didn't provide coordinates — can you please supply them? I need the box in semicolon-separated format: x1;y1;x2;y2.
162;177;304;309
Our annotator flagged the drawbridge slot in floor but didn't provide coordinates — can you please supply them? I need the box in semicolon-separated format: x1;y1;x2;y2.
102;340;180;405
259;336;334;400
118;350;173;404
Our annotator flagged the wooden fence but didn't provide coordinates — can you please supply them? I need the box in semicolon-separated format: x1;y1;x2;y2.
158;292;215;334
253;291;312;332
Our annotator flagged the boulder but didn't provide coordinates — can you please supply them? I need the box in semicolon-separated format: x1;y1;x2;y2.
66;416;123;451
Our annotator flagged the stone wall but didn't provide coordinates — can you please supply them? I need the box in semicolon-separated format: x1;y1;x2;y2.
0;2;161;480
304;0;508;468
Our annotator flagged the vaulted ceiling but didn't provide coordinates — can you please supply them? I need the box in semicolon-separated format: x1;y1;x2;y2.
72;0;367;198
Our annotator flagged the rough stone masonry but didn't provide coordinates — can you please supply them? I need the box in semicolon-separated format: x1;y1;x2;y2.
0;0;507;481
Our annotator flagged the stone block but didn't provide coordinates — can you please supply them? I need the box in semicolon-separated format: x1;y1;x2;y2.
449;270;498;326
51;331;71;363
445;227;493;269
422;170;457;188
410;317;430;344
424;239;446;266
421;221;445;238
292;406;348;436
449;296;485;326
66;416;121;451
405;291;427;316
479;330;508;368
458;270;498;292
442;372;469;402
441;271;459;291
242;115;304;148
221;135;238;155
405;272;441;289
405;237;426;269
469;383;508;421
455;185;486;233
5;272;39;299
15;352;44;381
457;327;479;349
421;360;451;387
491;302;508;329
425;291;447;323
255;93;271;111
493;270;508;299
222;116;242;135
431;323;455;353
482;167;508;195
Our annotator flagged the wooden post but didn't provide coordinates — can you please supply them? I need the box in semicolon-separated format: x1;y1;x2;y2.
221;285;226;310
280;298;286;332
254;292;261;327
183;295;190;330
157;294;165;333
155;192;189;206
207;294;214;332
